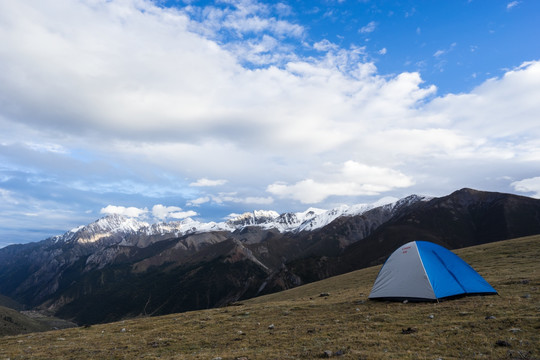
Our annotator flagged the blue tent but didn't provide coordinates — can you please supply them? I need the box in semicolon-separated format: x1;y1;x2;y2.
369;241;497;301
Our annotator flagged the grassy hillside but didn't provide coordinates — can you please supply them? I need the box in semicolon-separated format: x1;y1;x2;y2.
0;306;49;336
0;294;23;311
0;307;77;337
0;235;538;359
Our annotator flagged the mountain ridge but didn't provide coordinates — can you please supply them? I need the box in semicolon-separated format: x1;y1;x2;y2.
50;196;409;248
1;235;538;358
0;188;539;325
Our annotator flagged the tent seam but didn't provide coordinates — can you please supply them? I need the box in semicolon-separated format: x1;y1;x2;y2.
415;241;436;299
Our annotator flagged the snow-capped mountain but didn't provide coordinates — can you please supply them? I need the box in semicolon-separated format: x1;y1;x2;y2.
52;196;428;247
55;214;150;244
2;188;539;326
219;195;431;234
225;208;327;232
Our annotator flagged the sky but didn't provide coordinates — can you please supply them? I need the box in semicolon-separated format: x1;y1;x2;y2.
1;0;540;246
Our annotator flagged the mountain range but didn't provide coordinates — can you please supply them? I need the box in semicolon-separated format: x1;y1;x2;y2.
1;188;539;325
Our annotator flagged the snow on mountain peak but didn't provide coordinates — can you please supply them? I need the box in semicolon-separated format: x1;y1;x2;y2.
69;225;85;233
299;207;326;218
53;194;430;246
57;214;149;244
92;214;149;232
253;210;280;219
226;210;280;228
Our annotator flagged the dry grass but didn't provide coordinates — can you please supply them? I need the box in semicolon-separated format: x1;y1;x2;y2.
1;235;539;359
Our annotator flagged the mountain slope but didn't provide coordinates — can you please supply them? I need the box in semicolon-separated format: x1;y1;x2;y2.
266;188;540;288
0;305;76;336
0;188;539;325
0;235;538;359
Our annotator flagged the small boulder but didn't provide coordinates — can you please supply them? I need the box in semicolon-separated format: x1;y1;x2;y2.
322;350;333;357
401;327;417;334
495;340;511;347
268;324;275;330
319;292;330;297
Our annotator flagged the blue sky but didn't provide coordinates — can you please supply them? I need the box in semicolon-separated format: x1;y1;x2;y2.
1;0;540;246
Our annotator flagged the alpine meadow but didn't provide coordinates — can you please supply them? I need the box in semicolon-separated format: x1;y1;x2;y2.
1;1;540;359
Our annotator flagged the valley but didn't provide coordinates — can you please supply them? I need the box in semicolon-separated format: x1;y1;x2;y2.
0;235;538;359
1;188;540;327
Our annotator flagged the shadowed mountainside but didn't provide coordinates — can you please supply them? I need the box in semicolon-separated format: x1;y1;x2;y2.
0;235;538;359
0;188;539;325
268;188;540;288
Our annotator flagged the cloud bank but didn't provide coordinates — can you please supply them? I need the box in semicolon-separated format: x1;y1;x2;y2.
0;0;539;243
267;161;414;203
100;204;197;221
512;177;540;198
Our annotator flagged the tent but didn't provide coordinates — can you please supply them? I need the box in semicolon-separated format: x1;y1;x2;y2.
369;241;497;301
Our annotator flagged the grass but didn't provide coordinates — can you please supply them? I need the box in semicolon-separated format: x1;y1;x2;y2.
0;307;76;337
0;235;539;359
0;307;50;336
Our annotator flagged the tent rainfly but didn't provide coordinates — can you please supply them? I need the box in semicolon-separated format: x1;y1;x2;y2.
369;241;497;301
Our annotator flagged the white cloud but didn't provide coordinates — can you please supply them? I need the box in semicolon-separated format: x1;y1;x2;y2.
507;1;520;10
0;0;539;236
100;205;148;218
433;49;446;57
313;39;339;52
186;196;211;206
225;34;292;65
24;142;67;154
359;21;377;34
243;196;274;205
0;0;438;159
211;193;274;205
225;213;243;220
221;5;303;38
151;204;197;220
433;42;456;58
0;188;19;205
190;178;228;187
274;3;293;16
378;48;387;55
405;8;416;18
99;204;197;220
188;0;303;41
69;179;192;198
427;61;540;142
267;161;414;203
511;177;540;198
